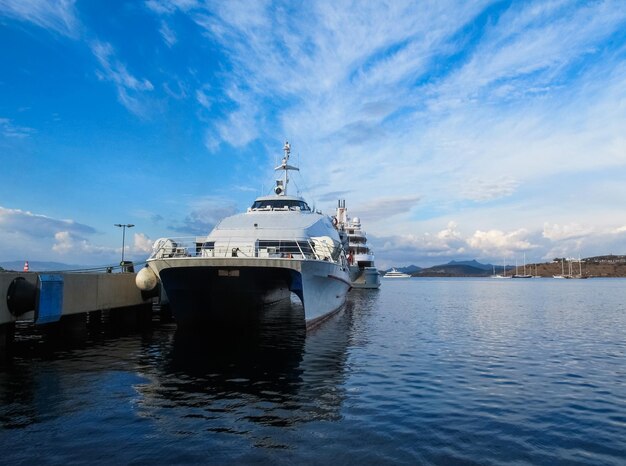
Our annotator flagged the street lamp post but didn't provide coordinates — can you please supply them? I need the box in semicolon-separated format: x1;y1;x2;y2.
114;223;135;265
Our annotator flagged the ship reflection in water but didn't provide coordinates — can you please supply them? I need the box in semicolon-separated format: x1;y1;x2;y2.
0;296;364;462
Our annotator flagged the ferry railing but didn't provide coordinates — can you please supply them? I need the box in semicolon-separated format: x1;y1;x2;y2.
149;236;346;266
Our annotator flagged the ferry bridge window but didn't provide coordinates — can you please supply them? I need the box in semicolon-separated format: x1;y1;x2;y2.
251;199;311;211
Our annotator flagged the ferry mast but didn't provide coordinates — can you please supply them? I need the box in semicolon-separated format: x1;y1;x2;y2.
274;140;299;196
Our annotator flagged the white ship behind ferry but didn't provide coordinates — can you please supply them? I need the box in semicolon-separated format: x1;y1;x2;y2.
137;142;351;328
334;200;381;289
383;268;411;278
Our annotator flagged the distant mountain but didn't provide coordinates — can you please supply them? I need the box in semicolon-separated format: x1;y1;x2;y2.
0;261;96;272
446;260;494;271
382;265;422;274
383;257;626;278
384;261;492;276
415;264;491;277
398;265;422;273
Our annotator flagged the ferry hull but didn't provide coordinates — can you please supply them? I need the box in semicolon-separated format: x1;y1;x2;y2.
148;258;350;327
158;266;291;325
299;260;352;326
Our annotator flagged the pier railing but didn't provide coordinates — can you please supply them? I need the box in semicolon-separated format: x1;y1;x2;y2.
149;236;346;265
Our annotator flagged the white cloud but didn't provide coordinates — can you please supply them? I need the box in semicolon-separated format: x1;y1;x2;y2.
133;232;153;253
431;1;626;108
542;222;595;241
52;231;78;254
91;41;154;92
144;1;492;153
169;196;238;235
346;196;421;223
0;117;35;139
467;229;535;256
195;86;212;109
233;185;259;193
0;0;81;37
372;218;626;267
0;207;123;264
0;2;159;118
90;40;154;117
376;222;468;263
214;107;258;148
159;20;177;47
461;177;519;202
5;1;625;265
540;222;626;261
0;206;95;237
144;0;199;15
164;1;625;212
381;222;536;262
141;0;620;175
52;231;113;255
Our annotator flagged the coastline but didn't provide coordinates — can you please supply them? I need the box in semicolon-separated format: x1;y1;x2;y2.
408;261;626;278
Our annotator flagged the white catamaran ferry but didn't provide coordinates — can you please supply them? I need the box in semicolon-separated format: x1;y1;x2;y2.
136;142;351;328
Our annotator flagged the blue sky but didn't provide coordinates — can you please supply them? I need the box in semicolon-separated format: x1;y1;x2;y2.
1;0;626;268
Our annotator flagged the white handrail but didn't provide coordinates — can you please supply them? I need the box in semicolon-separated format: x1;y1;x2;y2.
148;236;345;265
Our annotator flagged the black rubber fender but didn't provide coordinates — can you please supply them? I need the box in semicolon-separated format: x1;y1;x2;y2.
141;281;161;300
6;277;37;316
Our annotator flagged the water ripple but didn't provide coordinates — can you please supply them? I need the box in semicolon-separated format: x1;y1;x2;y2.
1;279;626;464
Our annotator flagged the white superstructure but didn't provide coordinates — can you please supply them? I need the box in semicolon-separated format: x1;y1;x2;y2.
334;200;381;289
140;142;351;328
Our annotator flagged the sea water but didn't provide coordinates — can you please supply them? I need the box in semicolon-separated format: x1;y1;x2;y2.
1;278;625;464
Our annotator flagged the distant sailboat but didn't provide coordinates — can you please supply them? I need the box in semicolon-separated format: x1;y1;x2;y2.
532;263;541;278
571;255;588;279
553;258;566;279
492;257;512;279
512;253;532;278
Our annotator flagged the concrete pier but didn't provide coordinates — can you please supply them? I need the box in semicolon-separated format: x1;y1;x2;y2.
1;271;151;354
